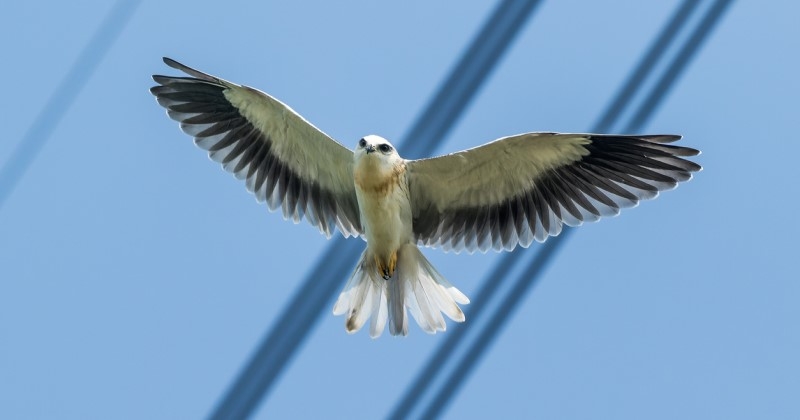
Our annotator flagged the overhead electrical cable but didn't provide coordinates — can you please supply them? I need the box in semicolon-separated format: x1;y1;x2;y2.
391;1;734;418
0;0;142;210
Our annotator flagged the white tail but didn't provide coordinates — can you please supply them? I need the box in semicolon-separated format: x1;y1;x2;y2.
333;243;470;337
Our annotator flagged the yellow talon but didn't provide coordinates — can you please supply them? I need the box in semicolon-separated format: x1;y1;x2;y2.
375;252;398;280
388;252;397;278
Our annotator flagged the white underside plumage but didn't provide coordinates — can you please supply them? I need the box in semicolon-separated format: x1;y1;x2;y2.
333;141;470;337
333;244;469;337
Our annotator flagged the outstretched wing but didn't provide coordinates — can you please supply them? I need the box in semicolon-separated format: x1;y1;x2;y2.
407;133;701;253
150;57;362;238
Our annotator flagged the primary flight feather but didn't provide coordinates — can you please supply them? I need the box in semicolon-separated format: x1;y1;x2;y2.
150;57;701;338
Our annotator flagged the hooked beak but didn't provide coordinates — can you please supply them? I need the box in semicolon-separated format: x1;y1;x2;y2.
366;145;376;154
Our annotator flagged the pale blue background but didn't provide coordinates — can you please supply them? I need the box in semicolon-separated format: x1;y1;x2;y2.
1;1;797;419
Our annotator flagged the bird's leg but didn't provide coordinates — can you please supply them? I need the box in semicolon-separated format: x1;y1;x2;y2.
375;251;398;280
387;251;397;280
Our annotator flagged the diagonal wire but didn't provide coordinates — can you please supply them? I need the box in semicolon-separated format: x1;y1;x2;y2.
401;0;542;160
415;1;734;419
207;1;543;419
594;0;700;133
388;0;700;416
386;247;527;420
628;0;733;131
389;0;735;418
0;0;142;210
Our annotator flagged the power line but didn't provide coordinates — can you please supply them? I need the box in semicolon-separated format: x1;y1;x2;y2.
389;0;698;416
402;0;543;160
387;247;528;420
419;231;565;420
207;1;543;419
594;0;700;133
423;1;734;417
0;0;141;210
628;0;734;131
391;1;734;418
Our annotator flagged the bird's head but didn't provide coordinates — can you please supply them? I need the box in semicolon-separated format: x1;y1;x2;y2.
354;135;402;166
353;135;405;190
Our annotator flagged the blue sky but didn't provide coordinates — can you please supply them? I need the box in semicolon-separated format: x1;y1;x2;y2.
1;1;798;419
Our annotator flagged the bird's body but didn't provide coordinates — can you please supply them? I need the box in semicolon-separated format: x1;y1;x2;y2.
352;138;410;279
151;58;701;338
344;135;471;335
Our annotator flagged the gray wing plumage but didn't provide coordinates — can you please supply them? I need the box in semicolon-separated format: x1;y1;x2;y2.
150;58;362;238
407;132;701;253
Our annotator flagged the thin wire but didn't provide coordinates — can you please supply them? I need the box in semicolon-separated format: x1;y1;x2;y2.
402;0;542;160
387;251;525;420
628;0;734;132
207;1;543;419
0;0;142;210
387;2;708;417
420;232;567;420
417;1;734;418
594;0;700;134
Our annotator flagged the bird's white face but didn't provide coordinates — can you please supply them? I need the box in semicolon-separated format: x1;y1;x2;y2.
352;134;405;192
353;134;402;168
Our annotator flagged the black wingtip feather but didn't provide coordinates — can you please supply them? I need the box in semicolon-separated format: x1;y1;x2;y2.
161;57;221;83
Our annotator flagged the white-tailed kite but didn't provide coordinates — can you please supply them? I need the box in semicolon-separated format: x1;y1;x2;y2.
150;57;701;338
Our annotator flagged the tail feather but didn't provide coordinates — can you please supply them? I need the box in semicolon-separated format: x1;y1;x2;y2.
333;244;469;337
369;283;388;336
409;275;446;333
332;249;387;337
388;278;407;336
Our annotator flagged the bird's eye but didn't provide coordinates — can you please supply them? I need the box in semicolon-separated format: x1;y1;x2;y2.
378;144;392;153
358;138;367;148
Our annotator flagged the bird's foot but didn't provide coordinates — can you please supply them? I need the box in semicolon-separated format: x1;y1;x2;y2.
376;252;398;280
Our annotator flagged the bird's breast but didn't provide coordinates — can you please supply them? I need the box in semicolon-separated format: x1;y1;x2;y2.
353;159;406;195
353;161;412;258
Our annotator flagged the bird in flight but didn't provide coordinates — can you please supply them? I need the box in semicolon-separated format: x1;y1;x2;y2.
150;57;701;338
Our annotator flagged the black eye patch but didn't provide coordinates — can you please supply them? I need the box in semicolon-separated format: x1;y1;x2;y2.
378;144;392;153
358;138;367;148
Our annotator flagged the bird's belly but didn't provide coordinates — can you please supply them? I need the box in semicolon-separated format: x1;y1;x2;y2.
356;184;412;259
